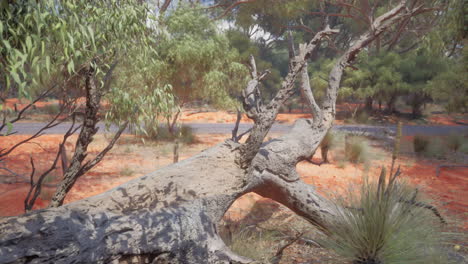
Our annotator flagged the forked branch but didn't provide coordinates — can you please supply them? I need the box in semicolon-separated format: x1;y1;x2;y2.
239;27;339;167
321;0;410;124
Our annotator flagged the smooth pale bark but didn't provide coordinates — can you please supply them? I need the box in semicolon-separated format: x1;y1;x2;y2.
0;129;337;263
0;1;423;263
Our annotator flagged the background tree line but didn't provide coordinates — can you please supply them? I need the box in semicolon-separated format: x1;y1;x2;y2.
0;0;466;210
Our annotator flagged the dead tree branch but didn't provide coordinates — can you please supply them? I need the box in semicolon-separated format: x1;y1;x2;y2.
239;27;339;167
24;115;80;212
0;100;76;160
0;87;54;134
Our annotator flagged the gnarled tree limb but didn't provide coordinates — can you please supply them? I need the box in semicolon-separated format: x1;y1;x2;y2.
0;1;430;263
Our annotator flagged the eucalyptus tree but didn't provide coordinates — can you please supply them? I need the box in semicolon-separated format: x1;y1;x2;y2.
0;1;436;263
0;0;173;208
104;4;250;146
156;5;249;108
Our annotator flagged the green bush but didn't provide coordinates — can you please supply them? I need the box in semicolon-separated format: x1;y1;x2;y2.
41;103;61;115
446;133;465;152
425;138;447;160
320;131;335;163
460;142;468;155
414;136;454;159
323;168;449;264
120;167;134;177
179;125;195;144
151;125;196;144
413;134;429;153
356;111;370;124
345;136;368;163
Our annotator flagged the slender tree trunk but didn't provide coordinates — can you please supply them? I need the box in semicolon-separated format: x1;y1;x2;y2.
387;95;396;113
365;97;373;112
173;138;179;163
49;67;102;208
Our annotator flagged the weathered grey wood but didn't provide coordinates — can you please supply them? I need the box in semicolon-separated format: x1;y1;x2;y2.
0;2;424;263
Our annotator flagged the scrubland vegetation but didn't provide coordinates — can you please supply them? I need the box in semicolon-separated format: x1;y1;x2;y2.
0;0;466;263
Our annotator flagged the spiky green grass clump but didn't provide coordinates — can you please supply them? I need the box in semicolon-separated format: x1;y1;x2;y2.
345;136;369;163
323;168;448;264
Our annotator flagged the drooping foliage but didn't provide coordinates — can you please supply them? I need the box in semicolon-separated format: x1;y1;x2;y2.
1;0;182;138
155;5;249;108
0;0;157;98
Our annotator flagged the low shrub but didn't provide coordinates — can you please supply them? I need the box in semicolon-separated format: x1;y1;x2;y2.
425;138;447;160
413;134;429;153
39;188;54;201
345;136;368;163
179;125;195;144
460;142;468;155
323;168;449;264
143;125;195;144
446;133;465;152
120;167;134;177
41;103;61;115
355;111;370;124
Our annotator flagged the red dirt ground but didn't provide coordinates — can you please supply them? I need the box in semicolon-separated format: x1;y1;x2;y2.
4;97;467;125
1;134;466;233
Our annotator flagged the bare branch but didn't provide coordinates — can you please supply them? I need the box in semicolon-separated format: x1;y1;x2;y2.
0;87;54;133
159;0;172;12
239;27;339;167
24;114;79;211
298;43;322;125
0;101;74;159
231;109;242;142
242;55;266;120
214;0;257;20
271;231;304;264
79;121;128;174
167;108;181;136
321;0;410;124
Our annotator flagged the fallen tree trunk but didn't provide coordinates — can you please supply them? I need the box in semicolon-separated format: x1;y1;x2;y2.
0;2;424;263
0;123;338;263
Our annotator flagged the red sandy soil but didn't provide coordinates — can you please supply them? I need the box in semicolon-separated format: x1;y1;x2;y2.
4;97;109;113
179;110;313;124
4;98;466;125
1;133;466;234
0;133;228;215
179;102;468;125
